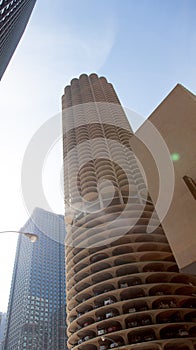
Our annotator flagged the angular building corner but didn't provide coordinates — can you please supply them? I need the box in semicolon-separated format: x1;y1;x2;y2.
62;73;196;350
130;83;196;275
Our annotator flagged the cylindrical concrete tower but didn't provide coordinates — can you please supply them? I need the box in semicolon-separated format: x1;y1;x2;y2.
62;74;196;350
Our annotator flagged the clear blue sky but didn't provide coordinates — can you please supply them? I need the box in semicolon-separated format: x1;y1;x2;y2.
0;0;195;312
29;0;196;117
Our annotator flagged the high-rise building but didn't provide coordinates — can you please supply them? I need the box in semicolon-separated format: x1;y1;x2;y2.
3;208;67;350
62;74;196;350
0;0;36;80
0;312;6;349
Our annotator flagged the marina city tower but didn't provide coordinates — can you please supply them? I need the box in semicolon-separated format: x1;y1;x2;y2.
62;74;196;350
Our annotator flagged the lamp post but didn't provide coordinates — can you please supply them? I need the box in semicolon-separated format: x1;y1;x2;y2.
0;231;38;242
101;336;120;349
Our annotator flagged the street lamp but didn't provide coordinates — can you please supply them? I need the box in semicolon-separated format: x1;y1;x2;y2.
0;231;38;243
101;336;120;349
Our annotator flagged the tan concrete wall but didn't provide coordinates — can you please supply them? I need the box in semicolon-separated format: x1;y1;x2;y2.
130;84;196;274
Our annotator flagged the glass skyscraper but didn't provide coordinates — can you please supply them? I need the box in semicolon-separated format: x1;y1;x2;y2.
0;0;36;79
0;313;6;350
3;208;67;350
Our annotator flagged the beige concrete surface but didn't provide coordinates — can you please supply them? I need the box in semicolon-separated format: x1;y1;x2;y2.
131;84;196;274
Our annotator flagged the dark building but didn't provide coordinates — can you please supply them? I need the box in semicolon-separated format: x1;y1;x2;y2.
0;312;6;349
3;208;67;350
62;74;196;350
0;0;36;80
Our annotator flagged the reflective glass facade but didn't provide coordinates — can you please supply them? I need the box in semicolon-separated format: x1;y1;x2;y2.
3;208;67;350
0;0;36;79
0;312;6;349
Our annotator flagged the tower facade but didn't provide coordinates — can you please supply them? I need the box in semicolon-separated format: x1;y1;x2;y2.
0;312;6;349
0;0;36;80
62;74;196;350
3;208;67;350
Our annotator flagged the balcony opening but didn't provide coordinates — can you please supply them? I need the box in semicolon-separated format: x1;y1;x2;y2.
128;329;156;344
146;273;169;284
156;310;181;324
92;272;113;284
160;325;189;339
90;253;109;264
91;262;111;274
164;344;191;350
184;310;196;323
121;287;145;301
94;283;115;296
116;265;138;277
152;297;177;310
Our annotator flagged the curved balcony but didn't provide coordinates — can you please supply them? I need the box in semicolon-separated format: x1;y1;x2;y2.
160;324;191;339
128;327;156;344
82;188;99;201
163;342;194;350
66;239;171;273
66;201;194;349
80;180;97;191
184;310;196;322
67;297;194;336
70;220;164;251
67;260;179;297
68;271;192;311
